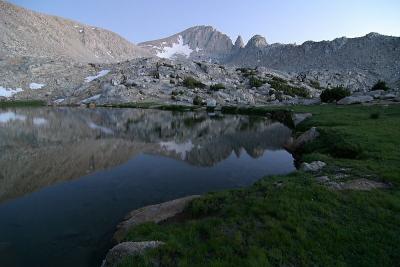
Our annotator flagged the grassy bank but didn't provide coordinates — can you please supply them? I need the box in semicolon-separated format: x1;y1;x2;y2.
0;100;46;107
119;104;400;267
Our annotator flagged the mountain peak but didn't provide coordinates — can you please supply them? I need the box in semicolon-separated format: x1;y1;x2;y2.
246;35;268;48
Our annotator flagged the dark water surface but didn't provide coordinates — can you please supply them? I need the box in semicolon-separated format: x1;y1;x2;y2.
0;107;295;267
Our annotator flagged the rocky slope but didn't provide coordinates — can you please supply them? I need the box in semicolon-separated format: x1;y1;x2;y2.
2;56;324;105
0;0;151;63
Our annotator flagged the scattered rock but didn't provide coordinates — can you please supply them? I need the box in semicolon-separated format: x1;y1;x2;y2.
206;98;217;108
381;93;396;100
339;178;391;191
337;95;373;105
301;161;326;172
113;195;200;242
101;241;164;267
315;176;330;183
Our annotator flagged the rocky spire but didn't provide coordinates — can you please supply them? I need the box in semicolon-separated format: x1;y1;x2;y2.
233;35;244;49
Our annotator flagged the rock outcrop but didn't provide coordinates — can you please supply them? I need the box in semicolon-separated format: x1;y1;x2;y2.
101;241;164;267
337;95;374;105
113;195;200;242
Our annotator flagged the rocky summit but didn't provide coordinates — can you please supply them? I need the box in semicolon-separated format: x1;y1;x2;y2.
0;1;399;105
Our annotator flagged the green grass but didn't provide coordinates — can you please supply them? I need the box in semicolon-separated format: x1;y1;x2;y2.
119;104;400;267
0;100;46;107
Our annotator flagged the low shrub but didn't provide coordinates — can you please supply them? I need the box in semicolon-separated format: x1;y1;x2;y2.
183;77;206;89
193;95;204;105
249;76;266;88
370;112;380;119
309;80;321;89
236;68;257;77
371;80;390;91
320;86;350;103
209;83;226;91
269;78;310;98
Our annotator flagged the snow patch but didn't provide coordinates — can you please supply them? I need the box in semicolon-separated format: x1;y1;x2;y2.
54;98;65;104
195;47;201;53
0;86;23;98
81;94;101;103
159;140;195;160
156;35;193;59
0;112;26;123
88;122;113;134
29;83;45;90
84;70;110;83
33;117;48;126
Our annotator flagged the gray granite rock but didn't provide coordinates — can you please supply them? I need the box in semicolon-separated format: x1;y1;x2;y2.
337;95;374;105
101;241;164;267
301;161;326;172
113;195;200;242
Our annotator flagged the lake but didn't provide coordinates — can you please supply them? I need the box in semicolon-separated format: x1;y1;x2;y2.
0;107;295;267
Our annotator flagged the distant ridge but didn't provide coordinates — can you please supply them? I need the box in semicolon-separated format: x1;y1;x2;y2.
0;0;151;63
140;26;400;87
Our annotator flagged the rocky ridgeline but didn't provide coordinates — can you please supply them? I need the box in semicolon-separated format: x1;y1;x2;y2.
0;0;150;63
140;26;400;92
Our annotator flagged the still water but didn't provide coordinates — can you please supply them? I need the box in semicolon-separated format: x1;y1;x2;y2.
0;107;295;267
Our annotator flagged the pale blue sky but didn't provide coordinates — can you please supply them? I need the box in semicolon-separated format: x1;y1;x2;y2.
8;0;400;44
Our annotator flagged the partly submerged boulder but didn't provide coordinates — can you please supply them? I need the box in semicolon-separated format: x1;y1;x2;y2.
113;195;200;242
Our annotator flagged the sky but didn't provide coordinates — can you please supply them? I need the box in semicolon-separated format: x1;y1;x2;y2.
8;0;400;45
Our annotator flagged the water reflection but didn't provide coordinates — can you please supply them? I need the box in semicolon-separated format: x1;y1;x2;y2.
0;107;292;203
0;107;295;267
